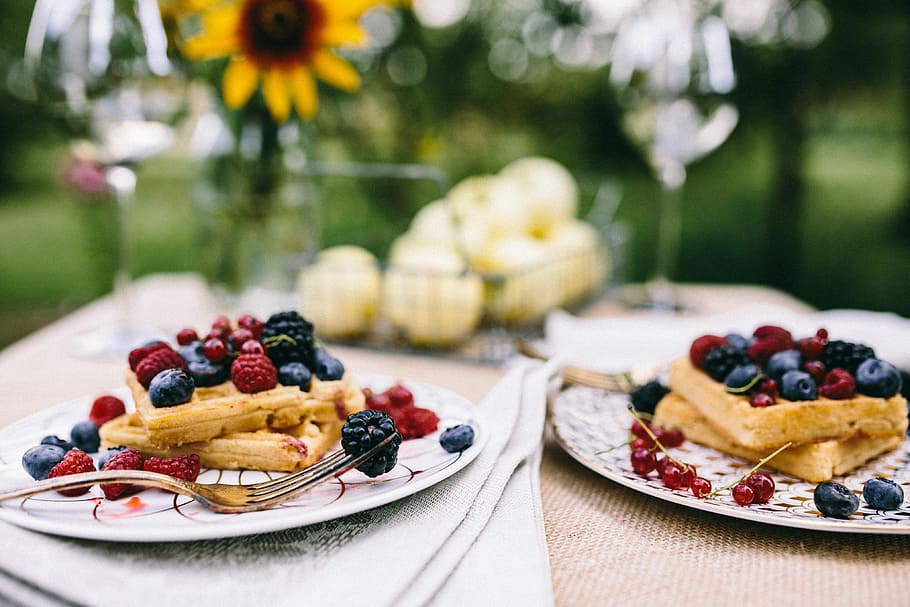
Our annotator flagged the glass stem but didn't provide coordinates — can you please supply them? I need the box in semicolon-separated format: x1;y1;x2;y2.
105;165;137;328
649;161;686;310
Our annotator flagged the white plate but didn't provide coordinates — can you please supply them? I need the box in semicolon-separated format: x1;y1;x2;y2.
551;384;910;534
0;374;485;542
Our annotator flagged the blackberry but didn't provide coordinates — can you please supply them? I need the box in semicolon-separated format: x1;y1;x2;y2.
261;311;316;367
341;410;401;478
821;340;876;374
630;381;669;415
702;345;749;382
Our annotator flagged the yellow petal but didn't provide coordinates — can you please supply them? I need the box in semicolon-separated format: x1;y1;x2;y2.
262;69;292;123
290;66;318;120
222;57;260;109
320;22;368;47
179;5;239;59
313;50;360;92
325;0;383;20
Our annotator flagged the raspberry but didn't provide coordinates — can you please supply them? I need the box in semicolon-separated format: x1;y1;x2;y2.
752;325;794;344
100;448;144;500
128;341;170;372
798;335;826;360
393;406;439;439
143;454;201;482
747;337;794;367
47;449;96;496
689;335;729;369
819;368;856;400
365;389;393;414
89;395;126;426
231;353;278;393
385;384;414;409
136;347;188;388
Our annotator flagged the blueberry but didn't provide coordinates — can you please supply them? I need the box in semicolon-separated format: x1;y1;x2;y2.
21;444;67;480
439;425;475;453
862;477;904;510
148;368;195;407
765;350;803;383
724;364;762;391
70;420;100;452
188;359;229;387
40;435;74;451
313;348;345;381
278;362;312;391
178;340;208;365
855;358;902;398
97;446;128;469
779;370;818;401
725;333;754;352
813;482;860;518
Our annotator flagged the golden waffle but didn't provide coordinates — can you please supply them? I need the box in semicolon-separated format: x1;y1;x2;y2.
128;371;365;448
669;357;908;451
100;413;345;472
653;393;904;483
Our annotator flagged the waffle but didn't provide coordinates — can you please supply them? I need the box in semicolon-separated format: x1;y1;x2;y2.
128;371;365;448
100;413;345;472
669;357;908;451
653;393;904;483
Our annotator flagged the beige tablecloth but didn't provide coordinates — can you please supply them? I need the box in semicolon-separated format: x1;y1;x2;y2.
2;275;909;606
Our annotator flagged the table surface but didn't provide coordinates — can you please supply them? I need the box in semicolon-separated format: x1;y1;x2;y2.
2;275;909;606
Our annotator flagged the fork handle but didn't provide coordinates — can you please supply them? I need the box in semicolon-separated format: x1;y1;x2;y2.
0;470;193;503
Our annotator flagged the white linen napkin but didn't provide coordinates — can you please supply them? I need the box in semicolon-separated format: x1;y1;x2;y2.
544;306;910;370
0;359;554;607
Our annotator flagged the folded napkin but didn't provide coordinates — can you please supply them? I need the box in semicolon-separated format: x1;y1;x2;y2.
0;359;554;607
544;305;910;370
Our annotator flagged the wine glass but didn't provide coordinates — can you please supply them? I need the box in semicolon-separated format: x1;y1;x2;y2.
18;0;186;358
610;4;739;311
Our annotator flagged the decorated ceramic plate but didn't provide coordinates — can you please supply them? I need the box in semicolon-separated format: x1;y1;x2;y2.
0;374;485;542
551;384;910;534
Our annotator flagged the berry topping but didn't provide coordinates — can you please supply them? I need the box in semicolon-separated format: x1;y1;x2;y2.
744;472;775;503
702;345;749;382
756;378;778;396
261;311;316;367
188;359;230;387
237;314;265;339
178;341;207;364
689;335;729;369
732;482;755;506
724;333;754;352
136;347;188;389
128;341;170;372
365;390;393;413
241;339;265;355
752;325;794;344
798;334;827;360
631;447;657;475
724;364;762;393
779;370;818;401
802;360;827;385
47;449;96;496
22;444;67;480
394;407;440;439
40;435;74;451
691;476;712;498
176;328;199;346
313;347;345;381
70;420;100;452
659;460;684;489
143;454;201;482
385;384;415;409
821;340;876;375
657;427;685;448
203;338;228;363
862;477;904;511
278;361;313;391
854;358;902;398
229;328;255;351
813;482;859;518
98;446;129;469
100;448;144;500
749;393;776;408
210;315;232;336
630;380;669;415
231;353;278;393
89;395;126;427
764;350;802;383
341;410;402;478
439;424;476;453
149;368;196;407
818;368;856;400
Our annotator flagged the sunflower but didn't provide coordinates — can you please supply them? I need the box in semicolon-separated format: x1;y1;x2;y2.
181;0;380;122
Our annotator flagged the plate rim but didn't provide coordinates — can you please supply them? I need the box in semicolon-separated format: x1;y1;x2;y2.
550;386;910;535
0;373;487;542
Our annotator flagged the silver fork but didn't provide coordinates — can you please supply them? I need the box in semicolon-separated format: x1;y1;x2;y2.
516;338;650;393
0;434;396;514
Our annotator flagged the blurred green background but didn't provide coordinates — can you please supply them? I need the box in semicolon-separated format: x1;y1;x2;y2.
0;0;908;349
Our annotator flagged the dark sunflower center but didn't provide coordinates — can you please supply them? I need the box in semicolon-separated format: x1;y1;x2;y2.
239;0;324;66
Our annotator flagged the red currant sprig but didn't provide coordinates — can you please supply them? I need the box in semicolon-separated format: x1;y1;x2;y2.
626;405;700;491
702;441;791;505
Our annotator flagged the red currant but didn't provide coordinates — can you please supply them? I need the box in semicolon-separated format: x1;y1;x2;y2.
661;463;683;489
798;336;825;360
679;464;697;488
176;328;199;346
203;338;227;362
630;421;651;440
631;436;655;451
691;477;712;498
660;428;685;448
732;482;755;506
241;340;264;355
211;315;231;331
803;360;826;385
229;328;254;351
749;393;775;408
630;448;657;476
237;314;264;339
656;456;673;477
745;472;775;503
757;379;778;396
